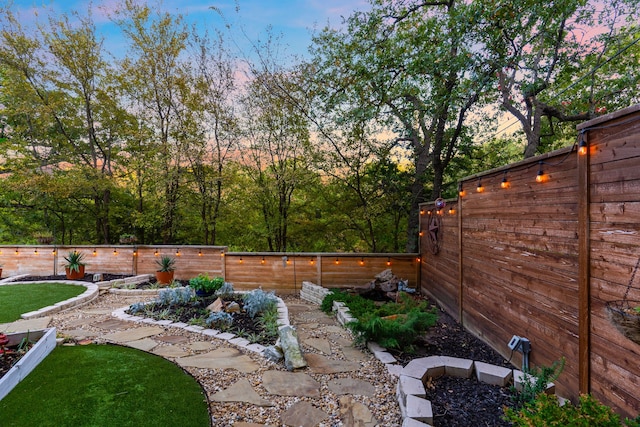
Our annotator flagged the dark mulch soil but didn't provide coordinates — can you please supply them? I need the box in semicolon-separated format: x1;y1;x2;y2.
0;351;23;379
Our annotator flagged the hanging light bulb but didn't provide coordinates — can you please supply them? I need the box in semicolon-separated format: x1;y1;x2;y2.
476;178;484;193
261;257;266;264
536;162;545;183
386;257;391;266
198;250;202;257
458;182;465;197
501;171;510;189
578;138;587;156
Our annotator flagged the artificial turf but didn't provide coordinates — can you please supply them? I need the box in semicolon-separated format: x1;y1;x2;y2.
0;283;85;322
0;344;210;427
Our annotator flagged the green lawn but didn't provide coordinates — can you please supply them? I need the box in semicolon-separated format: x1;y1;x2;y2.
0;283;85;323
0;344;210;427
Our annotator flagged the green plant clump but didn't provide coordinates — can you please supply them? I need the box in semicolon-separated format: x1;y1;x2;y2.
320;289;376;318
188;274;224;294
513;358;565;408
322;291;437;351
243;288;278;318
504;392;640;427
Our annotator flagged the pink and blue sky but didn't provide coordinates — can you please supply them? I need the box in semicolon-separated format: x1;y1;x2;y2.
5;0;371;59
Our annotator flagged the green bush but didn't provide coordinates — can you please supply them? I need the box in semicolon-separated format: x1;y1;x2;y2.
513;358;565;408
504;392;640;427
322;290;438;352
188;274;224;294
348;307;437;351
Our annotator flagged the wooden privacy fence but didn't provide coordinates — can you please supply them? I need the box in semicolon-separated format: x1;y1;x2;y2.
0;246;419;294
419;104;640;417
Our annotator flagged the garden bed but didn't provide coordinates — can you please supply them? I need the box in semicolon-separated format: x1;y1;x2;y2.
0;328;57;400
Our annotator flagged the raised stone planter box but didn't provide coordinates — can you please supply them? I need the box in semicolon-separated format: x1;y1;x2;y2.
0;327;57;400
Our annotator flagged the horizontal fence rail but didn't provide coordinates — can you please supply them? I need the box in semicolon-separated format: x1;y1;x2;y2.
419;104;640;418
0;246;419;294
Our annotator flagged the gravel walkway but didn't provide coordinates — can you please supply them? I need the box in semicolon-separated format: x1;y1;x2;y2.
45;292;402;427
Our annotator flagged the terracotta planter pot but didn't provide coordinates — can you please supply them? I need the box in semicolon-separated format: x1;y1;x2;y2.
65;265;85;280
155;271;175;285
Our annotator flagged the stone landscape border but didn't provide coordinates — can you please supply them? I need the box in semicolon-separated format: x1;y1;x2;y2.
0;276;99;319
110;290;291;356
303;282;556;427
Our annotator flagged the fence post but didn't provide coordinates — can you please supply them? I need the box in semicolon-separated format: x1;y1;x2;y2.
577;130;591;394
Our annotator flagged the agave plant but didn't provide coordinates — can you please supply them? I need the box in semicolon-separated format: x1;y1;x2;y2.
155;255;176;272
63;251;86;273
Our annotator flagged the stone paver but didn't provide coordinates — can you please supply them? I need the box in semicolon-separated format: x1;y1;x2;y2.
126;338;158;352
262;370;321;398
152;345;190;358
339;396;379;427
210;378;274;407
102;326;165;343
327;378;376;397
305;352;361;374
176;347;259;373
0;316;51;333
187;341;215;351
302;337;332;354
91;318;131;330
280;401;329;427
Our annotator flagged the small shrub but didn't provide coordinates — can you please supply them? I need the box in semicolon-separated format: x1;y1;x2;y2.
512;358;565;408
189;274;224;294
243;289;278;318
348;307;438;351
215;282;235;298
129;302;147;314
158;287;195;306
320;290;376;318
504;392;638;427
257;305;280;340
205;311;233;329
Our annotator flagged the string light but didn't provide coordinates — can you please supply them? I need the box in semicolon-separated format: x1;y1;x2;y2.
176;249;181;256
261;257;266;264
113;249;118;256
578;136;588;156
476;178;484;193
419;231;424;237
198;250;202;256
448;207;455;214
420;208;425;215
14;248;18;255
335;258;340;265
501;171;510;189
93;249;97;256
386;257;391;266
359;258;365;266
52;248;56;255
416;256;421;263
536;161;545;183
239;257;243;263
220;250;225;257
458;182;465;197
309;258;315;265
154;249;159;256
34;248;39;255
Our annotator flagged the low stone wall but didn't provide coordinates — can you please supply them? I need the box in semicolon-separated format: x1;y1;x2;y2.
300;281;331;305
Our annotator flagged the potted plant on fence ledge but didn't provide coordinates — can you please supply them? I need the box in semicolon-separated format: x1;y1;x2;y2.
63;251;86;280
155;255;176;286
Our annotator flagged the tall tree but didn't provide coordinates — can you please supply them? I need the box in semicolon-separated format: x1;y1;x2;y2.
477;0;640;157
0;8;125;243
310;0;494;252
112;0;193;243
238;69;311;252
